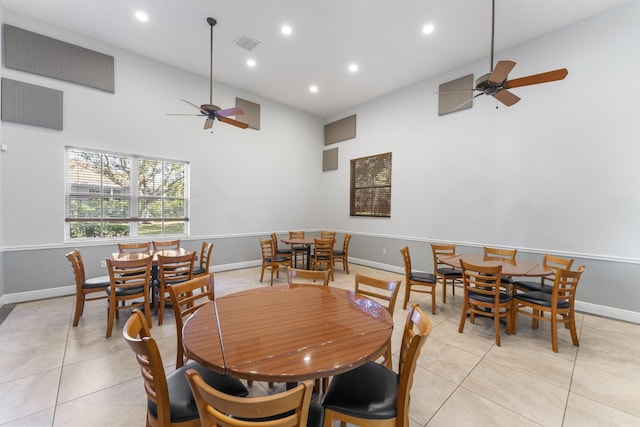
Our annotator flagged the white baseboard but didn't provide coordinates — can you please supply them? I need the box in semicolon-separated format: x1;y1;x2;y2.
2;259;639;325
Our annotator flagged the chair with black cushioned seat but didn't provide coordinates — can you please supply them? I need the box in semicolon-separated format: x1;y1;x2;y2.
105;256;153;338
192;241;214;278
271;233;292;264
310;238;335;281
512;253;574;294
484;246;517;287
400;246;437;314
259;238;291;286
154;252;195;326
333;234;352;274
66;249;111;327
354;273;401;369
152;239;181;251
322;303;432;427
289;231;307;268
512;266;585;353
287;267;329;287
117;241;151;253
167;274;215;368
458;260;512;346
124;309;249;427
431;243;463;303
186;371;321;427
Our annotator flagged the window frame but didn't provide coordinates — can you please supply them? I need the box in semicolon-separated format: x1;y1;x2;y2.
350;152;392;218
65;146;189;241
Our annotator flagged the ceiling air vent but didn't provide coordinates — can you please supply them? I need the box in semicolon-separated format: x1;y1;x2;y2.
233;34;261;51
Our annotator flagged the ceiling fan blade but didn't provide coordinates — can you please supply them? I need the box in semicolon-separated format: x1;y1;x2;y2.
493;89;521;106
219;117;250;129
181;99;208;115
504;68;568;89
489;60;516;83
166;113;204;116
216;107;245;117
203;118;214;130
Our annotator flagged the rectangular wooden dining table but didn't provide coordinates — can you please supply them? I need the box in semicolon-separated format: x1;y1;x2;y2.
182;284;393;384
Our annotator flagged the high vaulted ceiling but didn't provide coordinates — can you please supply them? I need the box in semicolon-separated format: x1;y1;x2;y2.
0;0;630;118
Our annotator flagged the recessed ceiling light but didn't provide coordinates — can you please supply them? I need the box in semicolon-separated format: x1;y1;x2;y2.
246;59;256;67
281;25;292;36
309;85;318;93
135;11;148;22
348;63;359;73
422;24;434;34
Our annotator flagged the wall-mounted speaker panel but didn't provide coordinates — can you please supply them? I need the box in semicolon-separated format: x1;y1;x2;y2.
236;97;260;130
3;24;115;93
1;78;63;130
324;114;356;145
323;147;338;171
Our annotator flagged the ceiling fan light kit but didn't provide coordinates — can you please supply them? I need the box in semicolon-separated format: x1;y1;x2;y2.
167;17;249;130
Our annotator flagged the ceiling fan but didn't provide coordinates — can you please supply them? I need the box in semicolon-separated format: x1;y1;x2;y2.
169;17;249;130
448;0;568;111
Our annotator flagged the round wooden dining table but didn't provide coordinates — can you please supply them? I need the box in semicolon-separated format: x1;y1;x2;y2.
182;284;393;383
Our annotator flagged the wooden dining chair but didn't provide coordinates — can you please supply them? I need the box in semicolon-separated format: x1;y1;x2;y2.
483;246;517;262
271;232;292;263
287;267;329;286
400;246;437;314
354;273;401;368
484;246;517;286
259;238;290;286
512;253;574;294
431;243;463;303
289;231;307;268
186;371;321;427
458;260;513;346
322;303;432;427
192;241;214;278
152;239;181;251
155;252;195;325
320;231;336;240
167;274;215;368
66;249;110;327
117;241;151;253
512;266;585;352
310;238;335;281
333;234;352;274
123;309;248;427
105;256;152;338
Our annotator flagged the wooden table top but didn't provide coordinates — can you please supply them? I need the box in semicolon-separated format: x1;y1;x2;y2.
281;237;316;246
441;253;552;277
182;285;393;383
111;248;193;263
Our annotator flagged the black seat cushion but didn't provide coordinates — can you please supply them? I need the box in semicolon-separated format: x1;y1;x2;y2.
307;402;325;427
513;280;552;293
265;256;290;263
322;361;398;420
410;272;436;283
106;285;145;297
83;275;110;289
514;291;569;308
468;290;512;304
192;266;206;276
333;250;345;256
436;267;462;278
148;362;248;423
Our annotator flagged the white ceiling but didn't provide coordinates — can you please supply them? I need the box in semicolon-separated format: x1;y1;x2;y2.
0;0;631;118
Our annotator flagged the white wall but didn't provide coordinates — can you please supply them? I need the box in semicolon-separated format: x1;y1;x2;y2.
0;10;324;248
323;1;640;261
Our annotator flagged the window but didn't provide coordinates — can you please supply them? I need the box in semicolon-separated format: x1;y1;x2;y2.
350;152;392;217
65;147;189;240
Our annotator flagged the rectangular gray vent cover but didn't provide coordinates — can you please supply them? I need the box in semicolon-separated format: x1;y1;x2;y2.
233;34;261;51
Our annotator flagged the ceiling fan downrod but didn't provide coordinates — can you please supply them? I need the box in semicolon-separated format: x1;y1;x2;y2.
490;0;495;73
207;17;217;105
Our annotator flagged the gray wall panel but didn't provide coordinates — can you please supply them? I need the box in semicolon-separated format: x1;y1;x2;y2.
1;78;63;130
3;24;115;92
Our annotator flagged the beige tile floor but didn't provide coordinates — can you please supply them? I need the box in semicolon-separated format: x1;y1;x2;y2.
1;264;640;426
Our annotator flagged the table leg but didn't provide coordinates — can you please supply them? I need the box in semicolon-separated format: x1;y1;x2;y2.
306;245;311;270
